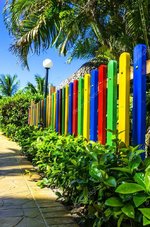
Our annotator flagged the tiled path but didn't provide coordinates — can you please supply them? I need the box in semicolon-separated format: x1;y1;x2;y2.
0;132;78;227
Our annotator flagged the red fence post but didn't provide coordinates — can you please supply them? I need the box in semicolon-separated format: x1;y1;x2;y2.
98;65;107;144
72;80;78;136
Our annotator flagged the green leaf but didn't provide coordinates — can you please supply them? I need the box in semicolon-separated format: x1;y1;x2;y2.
70;159;77;166
104;208;112;218
143;158;150;168
139;208;150;219
89;165;102;181
110;167;131;174
117;214;124;227
133;194;148;207
89;163;107;181
121;204;135;219
116;183;145;194
129;155;142;172
145;166;150;193
55;191;62;198
83;187;88;204
134;172;145;188
133;149;145;156
105;197;123;207
104;176;117;187
143;216;150;226
113;210;122;218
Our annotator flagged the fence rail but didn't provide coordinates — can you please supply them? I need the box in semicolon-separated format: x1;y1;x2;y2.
28;44;148;150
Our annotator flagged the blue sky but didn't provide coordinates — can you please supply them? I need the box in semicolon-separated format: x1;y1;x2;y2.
0;1;87;88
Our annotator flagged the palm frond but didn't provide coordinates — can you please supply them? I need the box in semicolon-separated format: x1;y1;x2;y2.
0;74;20;96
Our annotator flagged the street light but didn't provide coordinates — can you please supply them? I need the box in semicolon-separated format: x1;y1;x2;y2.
43;58;53;127
43;58;53;98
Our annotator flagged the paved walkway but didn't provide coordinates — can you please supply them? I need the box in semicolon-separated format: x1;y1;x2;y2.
0;132;78;227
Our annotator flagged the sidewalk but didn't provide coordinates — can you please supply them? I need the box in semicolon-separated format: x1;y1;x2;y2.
0;132;78;227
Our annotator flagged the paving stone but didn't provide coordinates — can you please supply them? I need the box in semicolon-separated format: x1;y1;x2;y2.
45;217;75;225
42;210;71;218
0;217;24;227
0;208;24;217
50;224;78;227
0;132;78;227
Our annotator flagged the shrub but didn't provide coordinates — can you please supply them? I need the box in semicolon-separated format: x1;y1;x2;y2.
1;91;149;226
18;129;149;227
0;92;42;137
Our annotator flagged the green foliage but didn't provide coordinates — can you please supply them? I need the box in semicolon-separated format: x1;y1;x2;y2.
0;93;30;130
12;128;150;227
0;90;149;227
0;74;20;96
4;0;150;67
15;126;44;160
24;74;45;95
0;92;42;140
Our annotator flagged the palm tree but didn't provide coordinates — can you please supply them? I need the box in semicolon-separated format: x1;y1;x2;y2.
0;74;20;96
25;74;45;95
125;0;150;57
4;0;150;67
3;0;128;67
3;0;62;68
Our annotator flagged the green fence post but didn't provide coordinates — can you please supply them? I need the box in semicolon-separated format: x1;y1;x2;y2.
61;87;65;134
107;60;117;145
78;77;84;135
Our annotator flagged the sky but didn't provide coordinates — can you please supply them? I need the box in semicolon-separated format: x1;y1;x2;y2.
0;1;87;89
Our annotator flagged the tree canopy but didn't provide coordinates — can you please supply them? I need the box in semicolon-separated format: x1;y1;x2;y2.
25;74;45;95
0;74;20;96
3;0;150;68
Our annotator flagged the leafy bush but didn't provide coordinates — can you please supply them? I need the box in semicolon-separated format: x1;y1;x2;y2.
18;129;149;227
0;92;42;137
0;93;30;129
4;123;18;138
1;91;149;226
15;126;44;160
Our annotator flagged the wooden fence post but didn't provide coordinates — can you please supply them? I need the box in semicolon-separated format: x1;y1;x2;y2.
98;65;107;144
65;85;69;135
56;90;59;132
53;92;56;130
58;89;62;134
132;44;147;158
83;74;90;140
61;87;65;134
118;53;130;146
73;80;78;136
68;82;73;134
107;60;117;145
78;77;84;136
90;69;98;141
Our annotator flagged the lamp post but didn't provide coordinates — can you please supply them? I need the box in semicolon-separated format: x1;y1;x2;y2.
43;58;53;127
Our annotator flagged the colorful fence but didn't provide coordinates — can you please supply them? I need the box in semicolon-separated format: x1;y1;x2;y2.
28;44;147;150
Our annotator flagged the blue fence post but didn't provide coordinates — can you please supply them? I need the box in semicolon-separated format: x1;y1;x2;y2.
90;69;98;141
132;44;147;159
58;89;62;134
68;82;73;134
56;90;59;132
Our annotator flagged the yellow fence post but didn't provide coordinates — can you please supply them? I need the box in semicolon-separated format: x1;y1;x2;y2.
49;85;53;127
83;74;90;140
118;52;130;146
54;92;56;129
46;95;49;127
47;84;51;127
65;85;69;135
30;101;33;126
36;103;39;126
38;102;40;125
50;86;56;128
